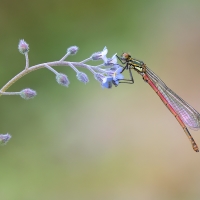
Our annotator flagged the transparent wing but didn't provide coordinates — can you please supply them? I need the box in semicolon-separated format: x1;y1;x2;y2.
146;66;200;130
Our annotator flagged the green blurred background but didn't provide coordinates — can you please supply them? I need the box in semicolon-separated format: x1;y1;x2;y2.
1;0;200;199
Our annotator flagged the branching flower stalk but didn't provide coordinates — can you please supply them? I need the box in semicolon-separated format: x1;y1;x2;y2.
0;39;125;145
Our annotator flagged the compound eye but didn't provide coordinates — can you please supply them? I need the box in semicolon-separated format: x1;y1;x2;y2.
122;53;130;59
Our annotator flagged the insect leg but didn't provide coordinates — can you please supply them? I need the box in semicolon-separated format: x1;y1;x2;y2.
119;66;134;84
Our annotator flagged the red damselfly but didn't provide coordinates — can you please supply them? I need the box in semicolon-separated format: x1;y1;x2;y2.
117;53;200;152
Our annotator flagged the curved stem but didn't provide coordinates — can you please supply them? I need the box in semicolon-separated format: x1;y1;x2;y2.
0;61;96;96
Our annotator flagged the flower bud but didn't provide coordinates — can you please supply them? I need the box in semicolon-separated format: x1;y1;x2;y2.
56;73;70;87
94;73;104;83
76;72;89;84
20;88;37;100
0;133;11;145
91;52;102;60
18;39;29;54
67;46;79;55
91;46;108;60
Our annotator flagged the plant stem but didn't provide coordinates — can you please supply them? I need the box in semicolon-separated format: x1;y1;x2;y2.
0;61;97;96
25;53;29;69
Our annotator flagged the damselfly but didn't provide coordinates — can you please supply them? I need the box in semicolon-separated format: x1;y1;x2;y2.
117;53;200;152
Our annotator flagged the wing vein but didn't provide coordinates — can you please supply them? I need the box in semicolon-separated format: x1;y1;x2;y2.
146;66;200;130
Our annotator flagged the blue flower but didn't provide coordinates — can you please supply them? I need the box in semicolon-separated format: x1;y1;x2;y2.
102;53;117;66
101;65;124;88
105;65;124;86
101;76;113;88
112;66;124;85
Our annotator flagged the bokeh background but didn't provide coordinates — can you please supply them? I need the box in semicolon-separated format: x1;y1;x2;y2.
1;0;200;199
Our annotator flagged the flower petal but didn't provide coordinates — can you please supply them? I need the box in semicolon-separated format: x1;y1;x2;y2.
102;46;108;56
116;74;124;80
110;54;117;64
102;76;113;88
102;55;108;63
113;79;119;85
115;66;123;74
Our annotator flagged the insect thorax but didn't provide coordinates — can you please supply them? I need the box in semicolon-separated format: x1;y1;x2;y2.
129;59;146;73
